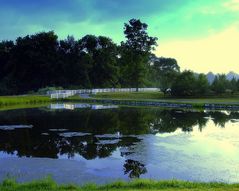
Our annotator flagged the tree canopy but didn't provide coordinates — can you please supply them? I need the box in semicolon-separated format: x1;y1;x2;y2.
121;19;158;91
152;57;180;95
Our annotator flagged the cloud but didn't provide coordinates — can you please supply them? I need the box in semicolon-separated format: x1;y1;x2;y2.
0;0;90;39
0;0;239;58
0;0;88;21
90;0;190;21
0;0;191;40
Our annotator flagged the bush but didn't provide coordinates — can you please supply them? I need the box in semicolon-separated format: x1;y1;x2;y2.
171;70;197;97
37;86;64;95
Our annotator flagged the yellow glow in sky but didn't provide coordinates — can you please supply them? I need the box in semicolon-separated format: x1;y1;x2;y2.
224;0;239;11
156;23;239;73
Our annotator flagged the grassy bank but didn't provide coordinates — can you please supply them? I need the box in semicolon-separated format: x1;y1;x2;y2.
1;179;239;191
66;92;239;109
92;91;165;100
92;91;239;103
0;103;50;111
1;92;239;110
0;95;51;107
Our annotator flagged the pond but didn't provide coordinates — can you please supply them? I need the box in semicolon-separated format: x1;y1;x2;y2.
0;103;239;184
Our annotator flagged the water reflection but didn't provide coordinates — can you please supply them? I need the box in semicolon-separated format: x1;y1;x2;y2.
124;159;147;178
0;105;239;180
0;107;239;159
50;103;118;110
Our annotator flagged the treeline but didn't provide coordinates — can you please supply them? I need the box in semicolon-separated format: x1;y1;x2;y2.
0;19;157;95
150;56;239;97
0;32;121;94
0;19;238;96
171;71;239;96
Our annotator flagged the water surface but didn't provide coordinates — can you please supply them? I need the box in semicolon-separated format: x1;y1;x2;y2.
0;103;239;184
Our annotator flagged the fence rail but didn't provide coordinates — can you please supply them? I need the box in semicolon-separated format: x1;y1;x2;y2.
48;88;160;99
50;92;75;99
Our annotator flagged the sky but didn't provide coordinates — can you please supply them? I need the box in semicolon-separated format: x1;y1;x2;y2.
0;0;239;73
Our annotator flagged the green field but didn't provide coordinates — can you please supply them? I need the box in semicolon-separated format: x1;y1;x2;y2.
0;92;239;111
1;179;239;191
92;91;239;103
0;103;50;111
0;95;51;107
92;91;165;100
67;92;239;108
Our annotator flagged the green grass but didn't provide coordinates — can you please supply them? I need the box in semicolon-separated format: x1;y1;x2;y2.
1;92;239;111
0;103;50;111
1;178;239;191
92;91;165;100
92;92;239;103
67;92;239;108
0;95;51;108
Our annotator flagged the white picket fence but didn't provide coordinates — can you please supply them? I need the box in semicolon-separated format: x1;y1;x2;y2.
50;103;118;110
48;88;160;99
50;91;75;99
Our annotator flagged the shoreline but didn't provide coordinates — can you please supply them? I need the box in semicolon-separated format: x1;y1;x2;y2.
67;97;239;110
0;94;239;111
1;178;239;191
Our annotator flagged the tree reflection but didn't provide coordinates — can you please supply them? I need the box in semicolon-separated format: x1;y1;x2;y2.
0;107;238;159
123;159;147;178
151;110;209;133
209;111;232;128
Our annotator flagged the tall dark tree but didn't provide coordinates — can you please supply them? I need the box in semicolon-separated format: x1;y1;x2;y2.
171;70;197;97
0;40;16;94
121;19;157;91
237;79;239;92
211;74;229;94
0;41;14;80
152;57;180;95
229;77;237;94
58;35;93;88
79;35;119;88
196;73;210;95
9;31;59;92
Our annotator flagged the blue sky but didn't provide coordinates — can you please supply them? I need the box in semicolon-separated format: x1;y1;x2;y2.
1;0;239;73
